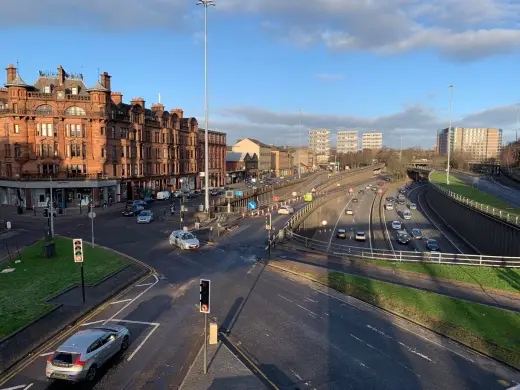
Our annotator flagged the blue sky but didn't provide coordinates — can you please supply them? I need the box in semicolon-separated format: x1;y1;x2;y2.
2;0;520;148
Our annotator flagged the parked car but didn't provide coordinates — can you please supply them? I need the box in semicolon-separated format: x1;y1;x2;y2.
336;229;346;239
46;325;130;382
391;220;402;230
156;191;170;200
169;230;200;250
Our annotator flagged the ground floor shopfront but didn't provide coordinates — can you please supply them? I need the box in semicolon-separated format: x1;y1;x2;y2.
0;179;119;209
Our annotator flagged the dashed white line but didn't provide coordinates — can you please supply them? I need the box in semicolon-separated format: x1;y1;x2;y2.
277;294;293;303
289;368;303;380
297;304;318;318
110;299;133;305
328;197;354;250
135;282;153;287
24;384;33;390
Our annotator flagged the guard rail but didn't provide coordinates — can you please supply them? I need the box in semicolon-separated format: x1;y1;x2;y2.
313;164;384;192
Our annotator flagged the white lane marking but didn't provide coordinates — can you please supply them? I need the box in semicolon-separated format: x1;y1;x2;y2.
297;304;318;318
1;385;32;390
366;325;435;363
135;283;153;287
81;320;106;326
349;333;420;377
289;368;303;380
328;197;354;250
127;323;160;361
39;352;53;357
109;319;160;326
24;385;33;390
110;299;133;305
330;343;371;371
103;274;159;325
305;297;318;303
367;192;374;253
277;294;293;303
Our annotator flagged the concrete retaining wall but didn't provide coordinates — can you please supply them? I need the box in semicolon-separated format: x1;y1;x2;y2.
426;185;520;256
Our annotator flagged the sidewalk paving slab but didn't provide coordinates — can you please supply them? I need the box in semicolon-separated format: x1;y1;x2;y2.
180;341;267;390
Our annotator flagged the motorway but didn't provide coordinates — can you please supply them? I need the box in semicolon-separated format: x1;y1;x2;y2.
452;171;520;210
2;172;519;389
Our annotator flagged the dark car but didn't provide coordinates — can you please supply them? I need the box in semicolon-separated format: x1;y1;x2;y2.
359;190;365;194
426;239;440;251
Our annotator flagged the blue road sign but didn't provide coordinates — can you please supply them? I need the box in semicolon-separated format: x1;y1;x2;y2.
235;191;243;197
247;201;257;210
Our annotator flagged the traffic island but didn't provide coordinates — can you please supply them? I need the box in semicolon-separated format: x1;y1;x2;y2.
267;259;520;370
0;236;149;375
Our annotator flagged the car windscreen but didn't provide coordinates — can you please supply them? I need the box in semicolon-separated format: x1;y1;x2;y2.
140;211;152;216
181;233;195;240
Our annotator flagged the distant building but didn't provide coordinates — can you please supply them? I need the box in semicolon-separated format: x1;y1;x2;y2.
337;130;359;154
226;151;258;183
232;138;272;176
309;129;330;164
291;148;314;173
361;132;383;150
271;147;294;177
436;127;503;162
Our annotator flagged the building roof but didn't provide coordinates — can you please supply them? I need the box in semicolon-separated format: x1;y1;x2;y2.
33;74;89;94
5;74;30;88
86;80;108;92
226;151;256;162
236;138;270;148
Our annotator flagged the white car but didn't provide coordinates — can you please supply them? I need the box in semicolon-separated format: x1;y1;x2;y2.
385;203;394;210
169;230;200;250
278;206;294;215
409;203;417;210
346;208;354;215
403;211;411;220
355;231;366;241
391;220;402;230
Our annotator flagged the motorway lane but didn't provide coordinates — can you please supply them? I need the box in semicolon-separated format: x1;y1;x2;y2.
228;265;520;390
453;172;520;209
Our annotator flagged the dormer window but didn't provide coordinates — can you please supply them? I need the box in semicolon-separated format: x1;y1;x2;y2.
71;86;78;95
43;86;51;94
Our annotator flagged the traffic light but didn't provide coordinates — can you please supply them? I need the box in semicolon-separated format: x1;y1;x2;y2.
73;238;84;263
265;213;271;230
200;279;211;313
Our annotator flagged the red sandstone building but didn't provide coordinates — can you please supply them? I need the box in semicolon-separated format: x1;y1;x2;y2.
0;64;226;208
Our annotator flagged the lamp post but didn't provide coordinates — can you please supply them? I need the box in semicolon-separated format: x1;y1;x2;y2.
516;108;519;142
298;108;303;179
197;0;215;213
446;84;454;185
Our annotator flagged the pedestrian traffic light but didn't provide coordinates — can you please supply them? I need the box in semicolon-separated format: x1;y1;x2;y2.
265;213;272;230
200;279;210;313
73;238;84;263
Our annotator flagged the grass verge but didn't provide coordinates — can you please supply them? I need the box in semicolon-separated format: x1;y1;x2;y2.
0;237;129;338
367;260;520;295
326;271;520;369
430;171;520;217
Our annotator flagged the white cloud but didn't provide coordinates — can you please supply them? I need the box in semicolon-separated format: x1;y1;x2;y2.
316;73;344;80
202;103;520;148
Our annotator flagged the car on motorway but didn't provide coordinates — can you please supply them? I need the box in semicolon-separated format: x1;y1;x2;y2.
46;325;130;383
385;196;393;201
409;203;417;210
403;210;411;220
391;220;402;230
396;198;405;205
365;185;371;189
396;230;411;245
411;228;423;239
358;189;365;195
169;230;200;250
426;239;440;251
385;203;394;210
278;205;294;215
355;231;366;241
136;210;154;223
346;208;354;215
336;229;346;239
352;198;359;203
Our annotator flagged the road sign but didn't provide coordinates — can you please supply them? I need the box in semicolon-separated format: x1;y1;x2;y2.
225;190;234;199
247;201;257;210
73;238;84;263
273;196;280;201
235;191;243;197
200;279;211;313
292;191;297;196
88;212;96;219
348;188;354;194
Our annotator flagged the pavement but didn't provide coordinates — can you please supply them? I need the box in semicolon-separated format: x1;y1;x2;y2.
180;342;267;390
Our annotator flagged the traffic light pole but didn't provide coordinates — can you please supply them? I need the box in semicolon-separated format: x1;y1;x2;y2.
81;263;85;303
203;312;208;374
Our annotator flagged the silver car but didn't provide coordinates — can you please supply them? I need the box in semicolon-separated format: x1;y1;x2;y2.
136;210;153;223
169;230;200;250
46;324;130;382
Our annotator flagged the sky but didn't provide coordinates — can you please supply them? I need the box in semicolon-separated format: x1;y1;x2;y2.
1;0;520;149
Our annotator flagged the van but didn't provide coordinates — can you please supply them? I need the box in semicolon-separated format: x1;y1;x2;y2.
156;191;171;200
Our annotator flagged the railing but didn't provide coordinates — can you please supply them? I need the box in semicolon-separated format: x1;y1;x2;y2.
427;170;520;227
286;231;520;267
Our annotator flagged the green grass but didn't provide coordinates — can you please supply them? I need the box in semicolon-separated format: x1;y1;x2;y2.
430;171;520;217
0;237;129;338
368;260;520;294
327;271;520;369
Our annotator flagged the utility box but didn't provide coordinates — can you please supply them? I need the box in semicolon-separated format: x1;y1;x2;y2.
42;242;56;258
209;322;218;345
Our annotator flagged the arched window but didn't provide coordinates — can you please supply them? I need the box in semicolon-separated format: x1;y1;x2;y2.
35;104;53;115
65;106;86;116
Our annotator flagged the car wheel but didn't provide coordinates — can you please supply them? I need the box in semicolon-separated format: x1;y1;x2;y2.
86;365;97;381
121;335;129;351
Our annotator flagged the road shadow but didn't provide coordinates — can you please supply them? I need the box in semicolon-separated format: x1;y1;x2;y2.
496;268;520;293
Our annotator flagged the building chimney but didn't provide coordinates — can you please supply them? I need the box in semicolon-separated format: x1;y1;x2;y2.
111;92;123;105
170;108;183;118
100;72;111;90
57;65;65;86
151;103;164;112
6;64;16;83
130;97;145;108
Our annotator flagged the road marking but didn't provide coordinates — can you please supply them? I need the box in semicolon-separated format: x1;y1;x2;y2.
297;304;318;318
305;297;317;303
110;299;133;305
126;323;160;361
103;274;159;324
135;283;153;287
327;197;354;250
109;319;160;326
277;294;293;303
39;352;53;357
1;385;32;390
23;385;33;390
289;368;302;380
81;320;106;326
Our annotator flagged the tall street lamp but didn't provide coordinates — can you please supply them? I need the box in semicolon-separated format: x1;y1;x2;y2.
298;108;303;179
446;84;454;185
197;0;215;212
516;108;519;142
